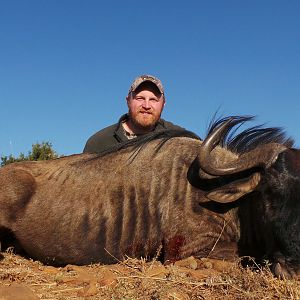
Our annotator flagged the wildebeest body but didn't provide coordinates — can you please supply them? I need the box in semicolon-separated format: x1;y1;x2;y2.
1;116;300;279
1;137;237;265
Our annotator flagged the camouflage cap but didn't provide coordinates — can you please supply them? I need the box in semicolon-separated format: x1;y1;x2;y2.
128;74;164;95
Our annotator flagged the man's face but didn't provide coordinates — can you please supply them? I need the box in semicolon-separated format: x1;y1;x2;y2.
126;84;165;130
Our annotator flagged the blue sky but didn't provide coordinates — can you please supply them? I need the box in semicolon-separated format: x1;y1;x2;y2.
1;1;300;156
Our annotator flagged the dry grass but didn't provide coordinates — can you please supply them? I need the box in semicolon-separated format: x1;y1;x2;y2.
0;250;299;299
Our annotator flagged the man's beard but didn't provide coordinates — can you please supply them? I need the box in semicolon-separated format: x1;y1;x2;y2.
129;109;161;130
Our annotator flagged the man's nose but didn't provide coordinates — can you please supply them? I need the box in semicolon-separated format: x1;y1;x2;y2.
142;99;151;109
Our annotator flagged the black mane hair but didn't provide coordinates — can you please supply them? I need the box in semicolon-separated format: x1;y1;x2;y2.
86;129;201;161
83;115;294;164
207;115;294;154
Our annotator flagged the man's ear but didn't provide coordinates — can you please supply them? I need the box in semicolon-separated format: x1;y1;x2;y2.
126;95;130;107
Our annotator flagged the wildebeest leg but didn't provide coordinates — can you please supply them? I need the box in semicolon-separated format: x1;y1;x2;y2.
0;167;36;254
0;227;25;254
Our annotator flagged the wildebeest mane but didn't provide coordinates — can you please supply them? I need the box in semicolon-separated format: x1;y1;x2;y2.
84;115;293;164
207;115;294;154
85;129;201;162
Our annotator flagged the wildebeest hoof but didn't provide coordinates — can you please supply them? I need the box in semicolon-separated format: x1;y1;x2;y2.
273;261;299;280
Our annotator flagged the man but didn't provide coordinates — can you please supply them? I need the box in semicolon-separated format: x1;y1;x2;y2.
83;74;186;153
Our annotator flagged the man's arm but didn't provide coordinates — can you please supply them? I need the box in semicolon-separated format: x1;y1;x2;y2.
83;124;120;154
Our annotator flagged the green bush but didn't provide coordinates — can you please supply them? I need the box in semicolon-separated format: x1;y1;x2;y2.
1;142;59;167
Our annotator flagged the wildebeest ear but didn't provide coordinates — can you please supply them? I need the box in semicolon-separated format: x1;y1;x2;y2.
206;172;261;203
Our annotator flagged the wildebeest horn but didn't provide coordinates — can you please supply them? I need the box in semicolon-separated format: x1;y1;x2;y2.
198;117;287;176
198;117;242;176
206;172;261;203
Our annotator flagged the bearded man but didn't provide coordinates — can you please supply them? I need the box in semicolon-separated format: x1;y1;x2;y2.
83;75;190;153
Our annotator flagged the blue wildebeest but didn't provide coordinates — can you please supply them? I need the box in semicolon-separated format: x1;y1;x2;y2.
0;116;299;279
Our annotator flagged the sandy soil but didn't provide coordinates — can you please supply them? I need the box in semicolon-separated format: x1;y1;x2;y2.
0;251;299;300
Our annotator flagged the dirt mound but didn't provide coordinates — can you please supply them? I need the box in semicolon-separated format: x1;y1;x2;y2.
0;251;299;299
